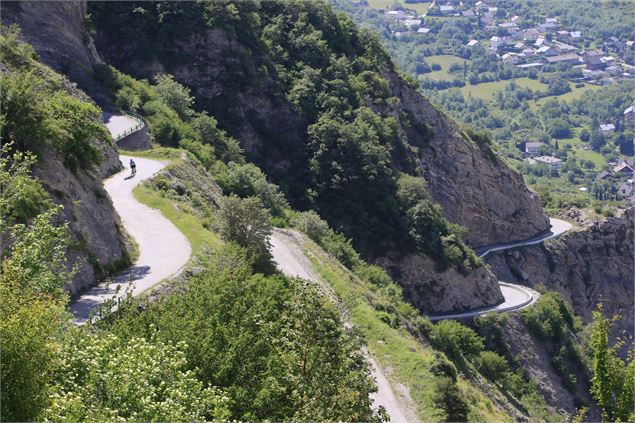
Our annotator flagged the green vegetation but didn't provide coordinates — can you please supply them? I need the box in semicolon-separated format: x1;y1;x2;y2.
218;195;273;271
588;305;635;422
89;0;482;274
334;0;635;209
522;292;585;392
0;26;109;171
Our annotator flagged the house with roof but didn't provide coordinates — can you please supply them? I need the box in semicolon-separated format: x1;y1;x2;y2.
570;31;582;39
525;142;544;154
499;22;519;33
600;123;616;133
534;155;563;169
466;39;479;47
417;27;431;34
614;161;634;175
623;105;635;130
583;50;604;67
523;28;540;41
490;36;504;51
440;5;455;14
596;171;611;181
546;53;580;65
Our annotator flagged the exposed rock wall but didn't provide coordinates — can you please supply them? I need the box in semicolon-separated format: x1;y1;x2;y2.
377;253;504;314
382;71;550;247
500;314;598;419
487;208;634;348
1;0;110;106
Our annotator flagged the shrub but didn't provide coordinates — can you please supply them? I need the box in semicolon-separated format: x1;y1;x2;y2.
292;211;331;244
430;320;484;363
478;351;509;381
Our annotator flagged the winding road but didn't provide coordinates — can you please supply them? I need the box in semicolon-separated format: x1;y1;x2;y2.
70;156;191;325
427;217;572;321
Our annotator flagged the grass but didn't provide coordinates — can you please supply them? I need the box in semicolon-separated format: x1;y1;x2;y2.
461;78;548;100
534;82;603;106
300;236;509;422
425;54;469;80
122;148;223;255
367;0;431;15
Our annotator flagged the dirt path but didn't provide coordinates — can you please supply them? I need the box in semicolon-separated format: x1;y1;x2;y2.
70;156;191;325
270;229;418;423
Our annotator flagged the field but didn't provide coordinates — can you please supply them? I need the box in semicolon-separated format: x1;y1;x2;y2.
556;132;607;168
460;77;549;100
425;54;469;80
534;82;603;106
367;0;431;14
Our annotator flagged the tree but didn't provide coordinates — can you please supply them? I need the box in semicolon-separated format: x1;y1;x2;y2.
579;128;591;142
590;129;606;151
218;195;272;269
589;305;635;422
0;146;73;421
154;74;194;120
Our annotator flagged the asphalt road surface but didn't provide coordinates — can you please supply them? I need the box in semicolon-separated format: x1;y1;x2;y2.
70;156;191;325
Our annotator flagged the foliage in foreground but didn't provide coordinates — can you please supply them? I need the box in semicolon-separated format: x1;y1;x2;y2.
589;305;635;423
105;246;381;422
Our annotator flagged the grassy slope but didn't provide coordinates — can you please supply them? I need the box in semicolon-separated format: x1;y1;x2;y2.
300;235;511;422
120;149;223;255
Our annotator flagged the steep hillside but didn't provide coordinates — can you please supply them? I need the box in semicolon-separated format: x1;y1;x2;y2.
487;208;634;351
88;1;549;250
0;28;131;294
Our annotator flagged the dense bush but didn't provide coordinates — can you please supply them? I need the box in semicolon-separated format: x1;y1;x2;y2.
106;248;380;421
430;320;484;363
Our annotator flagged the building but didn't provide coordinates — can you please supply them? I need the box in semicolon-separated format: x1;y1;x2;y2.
614;161;634;175
440;5;455;14
570;31;582;39
546;53;580;65
534;155;563;169
596;171;611;181
417;27;431;34
599;123;616;133
584;51;606;70
466;39;478;47
525;142;544;154
402;19;422;28
490;36;503;51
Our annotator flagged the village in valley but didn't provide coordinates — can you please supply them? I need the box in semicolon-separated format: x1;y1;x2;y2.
341;0;635;205
377;1;634;84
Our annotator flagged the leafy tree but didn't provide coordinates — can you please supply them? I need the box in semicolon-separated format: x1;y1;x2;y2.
154;74;195;120
579;128;591;142
0;146;72;421
590;129;606;152
589;305;635;422
218;195;272;269
430;320;484;363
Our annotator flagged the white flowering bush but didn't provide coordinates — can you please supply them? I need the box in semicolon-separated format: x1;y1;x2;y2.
43;331;231;422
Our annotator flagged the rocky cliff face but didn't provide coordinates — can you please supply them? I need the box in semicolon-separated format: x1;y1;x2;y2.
377;253;504;314
382;72;550;247
487;208;634;348
0;3;132;295
1;0;110;106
